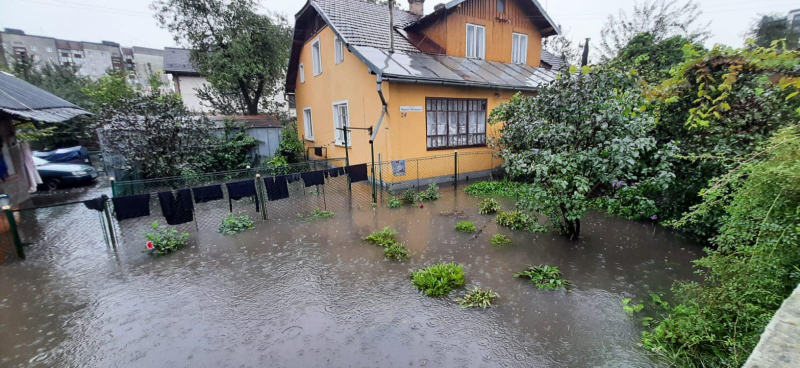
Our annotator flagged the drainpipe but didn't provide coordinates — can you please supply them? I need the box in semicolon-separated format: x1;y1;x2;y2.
370;73;388;203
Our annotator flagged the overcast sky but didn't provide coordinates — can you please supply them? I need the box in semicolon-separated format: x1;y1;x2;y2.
1;0;797;52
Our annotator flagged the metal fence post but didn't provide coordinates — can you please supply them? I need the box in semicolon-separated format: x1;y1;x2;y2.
256;174;268;221
102;200;117;249
3;206;23;260
453;150;459;190
110;176;117;198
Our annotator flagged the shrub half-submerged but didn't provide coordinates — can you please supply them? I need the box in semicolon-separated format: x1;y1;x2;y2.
514;265;571;290
145;221;190;256
411;262;465;297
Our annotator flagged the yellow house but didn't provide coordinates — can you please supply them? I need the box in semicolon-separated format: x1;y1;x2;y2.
286;0;563;183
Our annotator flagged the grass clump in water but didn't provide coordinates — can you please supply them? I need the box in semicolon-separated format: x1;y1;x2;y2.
298;207;334;221
417;183;441;202
411;262;465;297
478;198;501;214
456;287;499;308
363;226;399;247
455;221;477;232
384;242;410;260
463;180;525;196
490;234;511;246
387;195;402;208
218;212;255;235
514;265;571;290
495;210;546;232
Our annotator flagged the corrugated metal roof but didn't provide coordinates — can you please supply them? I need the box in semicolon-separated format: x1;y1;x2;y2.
354;46;556;91
0;72;90;122
163;47;198;74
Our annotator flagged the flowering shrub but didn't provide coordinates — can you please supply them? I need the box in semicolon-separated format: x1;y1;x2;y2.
144;221;190;256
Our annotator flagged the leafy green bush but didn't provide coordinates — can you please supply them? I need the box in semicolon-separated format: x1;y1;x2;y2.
514;265;571;290
387;195;402;208
621;297;644;315
400;189;417;204
495;210;546;232
298;207;334;221
642;125;800;367
456;287;499;308
463;180;524;196
417;183;441;202
411;262;465;297
594;183;659;220
455;221;477;233
218;213;255;235
363;226;399;247
383;242;410;261
145;222;190;256
477;197;501;214
490;234;511;246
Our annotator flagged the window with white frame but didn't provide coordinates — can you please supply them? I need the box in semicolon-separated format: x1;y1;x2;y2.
302;108;314;140
299;63;305;83
426;98;487;149
46;47;52;52
311;38;322;76
511;33;528;64
334;36;344;64
332;101;350;146
30;45;37;51
466;23;485;60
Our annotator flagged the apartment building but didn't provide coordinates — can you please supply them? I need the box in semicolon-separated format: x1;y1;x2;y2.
0;28;58;67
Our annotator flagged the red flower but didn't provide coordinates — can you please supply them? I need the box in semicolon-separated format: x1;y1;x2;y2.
146;241;154;250
419;204;424;209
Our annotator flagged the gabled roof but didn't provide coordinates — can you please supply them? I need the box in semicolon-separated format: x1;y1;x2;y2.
0;72;90;122
163;47;199;75
404;0;560;37
540;49;568;70
286;0;560;93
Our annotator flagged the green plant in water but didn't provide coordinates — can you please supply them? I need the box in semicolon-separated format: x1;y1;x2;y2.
490;234;511;246
495;210;546;232
218;212;255;235
478;197;501;214
384;242;410;261
417;183;441;202
514;265;571;290
411;262;465;297
455;287;499;308
145;221;190;256
621;298;645;315
463;180;525;197
387;195;402;208
400;189;417;204
299;207;334;221
455;221;477;233
363;226;399;247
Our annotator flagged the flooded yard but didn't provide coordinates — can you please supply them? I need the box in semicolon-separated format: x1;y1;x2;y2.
0;185;702;367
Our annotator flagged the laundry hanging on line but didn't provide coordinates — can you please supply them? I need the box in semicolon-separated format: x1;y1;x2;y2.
83;195;108;212
158;189;194;225
192;184;224;203
300;170;325;187
225;180;259;212
328;167;344;178
287;173;301;184
346;164;369;183
264;175;290;201
111;194;151;221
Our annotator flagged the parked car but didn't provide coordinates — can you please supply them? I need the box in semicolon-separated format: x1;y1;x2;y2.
34;156;98;190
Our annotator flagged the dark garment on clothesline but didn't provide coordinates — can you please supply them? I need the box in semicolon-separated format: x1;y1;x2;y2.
192;184;224;203
328;167;344;178
301;170;325;187
111;194;151;221
264;175;290;201
158;189;194;225
225;180;259;212
83;195;108;212
287;173;301;184
314;147;323;156
346;164;368;183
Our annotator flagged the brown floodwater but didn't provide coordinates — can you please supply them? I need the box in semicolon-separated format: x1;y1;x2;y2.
0;183;702;367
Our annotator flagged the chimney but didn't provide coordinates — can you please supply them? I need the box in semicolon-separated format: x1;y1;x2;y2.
409;0;425;16
581;38;590;67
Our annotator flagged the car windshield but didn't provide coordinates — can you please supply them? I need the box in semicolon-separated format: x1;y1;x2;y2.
33;157;50;166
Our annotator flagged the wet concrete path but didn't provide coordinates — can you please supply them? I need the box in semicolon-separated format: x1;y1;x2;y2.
0;186;702;367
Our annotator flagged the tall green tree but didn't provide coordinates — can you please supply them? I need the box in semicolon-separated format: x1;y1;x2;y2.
610;32;703;85
747;13;800;49
490;67;676;238
153;0;293;115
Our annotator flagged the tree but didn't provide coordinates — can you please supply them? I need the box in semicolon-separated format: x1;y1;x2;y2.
610;33;703;85
598;0;710;61
98;92;215;178
83;69;137;109
746;13;800;49
543;26;581;66
643;125;800;367
193;120;260;173
490;67;676;238
153;0;293;115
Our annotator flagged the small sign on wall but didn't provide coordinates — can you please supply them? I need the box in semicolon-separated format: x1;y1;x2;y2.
391;159;406;176
400;106;423;112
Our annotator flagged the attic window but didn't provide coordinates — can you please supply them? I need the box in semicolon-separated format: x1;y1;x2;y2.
497;0;505;12
466;23;486;60
311;37;322;76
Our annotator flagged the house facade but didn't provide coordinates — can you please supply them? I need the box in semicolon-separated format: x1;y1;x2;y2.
286;0;561;174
